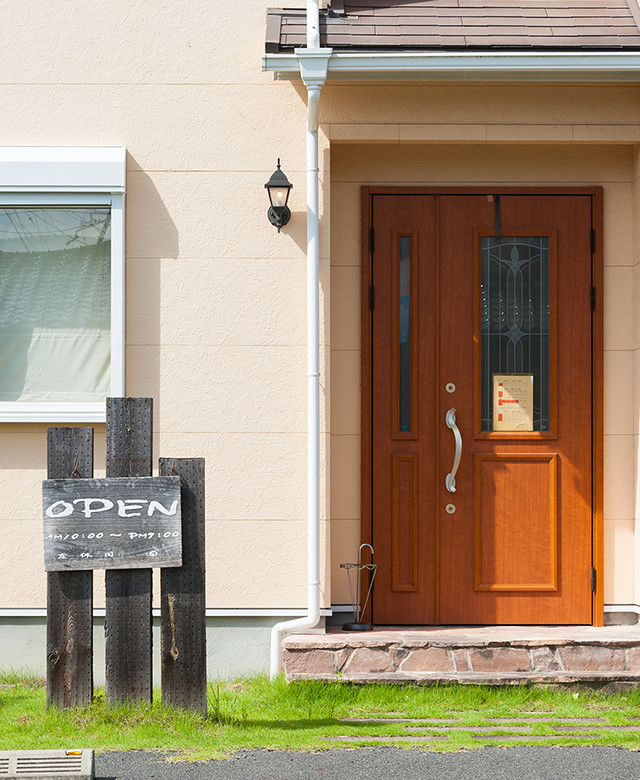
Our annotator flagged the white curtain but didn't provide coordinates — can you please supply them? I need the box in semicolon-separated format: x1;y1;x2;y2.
0;208;111;402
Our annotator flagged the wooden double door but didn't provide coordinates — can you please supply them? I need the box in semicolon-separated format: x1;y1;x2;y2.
366;191;601;625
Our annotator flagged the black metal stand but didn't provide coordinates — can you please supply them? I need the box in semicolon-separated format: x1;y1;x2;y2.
340;544;377;632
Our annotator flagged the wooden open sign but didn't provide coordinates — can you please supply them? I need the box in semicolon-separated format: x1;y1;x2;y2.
43;476;182;571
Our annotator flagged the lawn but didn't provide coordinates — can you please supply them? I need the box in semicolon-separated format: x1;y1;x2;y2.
2;672;640;759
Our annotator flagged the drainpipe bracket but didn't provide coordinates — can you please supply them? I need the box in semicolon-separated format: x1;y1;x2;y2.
295;48;333;88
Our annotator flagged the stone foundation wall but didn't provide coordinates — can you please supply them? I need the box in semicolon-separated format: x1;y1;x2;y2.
283;636;640;684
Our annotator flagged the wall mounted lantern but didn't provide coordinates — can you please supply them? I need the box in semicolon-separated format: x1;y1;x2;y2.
264;159;292;232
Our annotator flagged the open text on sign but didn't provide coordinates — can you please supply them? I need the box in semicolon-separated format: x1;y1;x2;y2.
42;476;182;571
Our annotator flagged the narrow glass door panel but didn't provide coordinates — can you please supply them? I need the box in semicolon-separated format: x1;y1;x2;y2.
398;235;411;433
480;236;550;432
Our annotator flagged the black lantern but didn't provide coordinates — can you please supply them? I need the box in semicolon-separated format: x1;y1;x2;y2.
265;159;293;232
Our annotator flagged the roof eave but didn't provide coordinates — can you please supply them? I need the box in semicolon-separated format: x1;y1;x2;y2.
262;50;640;82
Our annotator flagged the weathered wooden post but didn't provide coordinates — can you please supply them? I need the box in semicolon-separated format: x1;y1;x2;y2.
46;428;94;709
44;398;206;712
104;397;153;704
159;458;206;715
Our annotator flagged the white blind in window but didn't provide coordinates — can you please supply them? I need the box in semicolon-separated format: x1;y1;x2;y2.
0;208;111;402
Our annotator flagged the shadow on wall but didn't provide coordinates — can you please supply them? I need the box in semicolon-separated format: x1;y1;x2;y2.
275;82;330;259
278;145;332;256
123;153;179;439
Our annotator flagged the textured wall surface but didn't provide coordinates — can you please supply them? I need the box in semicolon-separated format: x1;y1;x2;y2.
0;1;329;612
0;1;639;620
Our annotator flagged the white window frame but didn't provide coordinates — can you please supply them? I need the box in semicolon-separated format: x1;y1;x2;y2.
0;147;125;422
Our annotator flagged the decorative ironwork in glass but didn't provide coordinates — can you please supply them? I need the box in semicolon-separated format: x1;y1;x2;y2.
481;237;550;432
398;236;411;432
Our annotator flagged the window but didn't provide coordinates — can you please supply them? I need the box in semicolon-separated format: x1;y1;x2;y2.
480;236;550;432
0;147;125;421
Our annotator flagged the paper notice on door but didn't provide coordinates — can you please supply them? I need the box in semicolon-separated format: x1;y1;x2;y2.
493;374;534;432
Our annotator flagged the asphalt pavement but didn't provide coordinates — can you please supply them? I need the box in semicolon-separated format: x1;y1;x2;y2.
97;746;640;779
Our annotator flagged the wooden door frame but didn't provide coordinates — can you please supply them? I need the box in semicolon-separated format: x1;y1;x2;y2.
360;186;604;626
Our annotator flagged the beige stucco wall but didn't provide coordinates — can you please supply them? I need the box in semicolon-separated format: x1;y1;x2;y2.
1;0;640;620
633;148;640;609
325;82;640;609
0;1;330;611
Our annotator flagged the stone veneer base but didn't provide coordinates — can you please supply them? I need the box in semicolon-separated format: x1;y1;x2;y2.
282;626;640;687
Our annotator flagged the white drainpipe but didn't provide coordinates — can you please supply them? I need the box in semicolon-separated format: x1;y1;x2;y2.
269;1;332;679
307;0;320;49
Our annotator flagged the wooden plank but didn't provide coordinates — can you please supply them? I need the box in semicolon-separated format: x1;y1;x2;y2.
105;397;153;705
160;458;206;715
438;194;593;625
473;454;558;591
369;194;437;625
391;454;419;592
43;476;182;571
46;427;94;709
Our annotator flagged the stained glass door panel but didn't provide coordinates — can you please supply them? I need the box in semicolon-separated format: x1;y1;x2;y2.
480;236;550;432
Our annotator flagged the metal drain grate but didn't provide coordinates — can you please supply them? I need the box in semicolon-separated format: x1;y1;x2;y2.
0;750;93;779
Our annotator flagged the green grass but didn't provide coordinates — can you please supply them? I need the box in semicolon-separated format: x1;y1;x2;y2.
2;672;640;759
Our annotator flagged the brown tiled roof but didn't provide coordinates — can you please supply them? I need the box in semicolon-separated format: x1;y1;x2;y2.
265;0;640;52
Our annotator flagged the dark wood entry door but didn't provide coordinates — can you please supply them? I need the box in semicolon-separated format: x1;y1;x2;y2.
369;192;596;625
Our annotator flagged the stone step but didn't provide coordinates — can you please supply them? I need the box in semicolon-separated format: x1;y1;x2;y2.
289;671;640;688
282;626;640;686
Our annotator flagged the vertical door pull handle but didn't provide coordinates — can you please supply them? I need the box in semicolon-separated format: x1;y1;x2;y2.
445;407;462;493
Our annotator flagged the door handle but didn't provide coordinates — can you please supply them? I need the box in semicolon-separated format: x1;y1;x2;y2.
445;407;462;493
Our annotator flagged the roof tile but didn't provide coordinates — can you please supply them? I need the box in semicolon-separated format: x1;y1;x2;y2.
267;0;640;50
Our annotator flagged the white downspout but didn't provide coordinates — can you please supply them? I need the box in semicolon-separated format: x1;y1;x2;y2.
307;0;320;49
269;2;332;679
